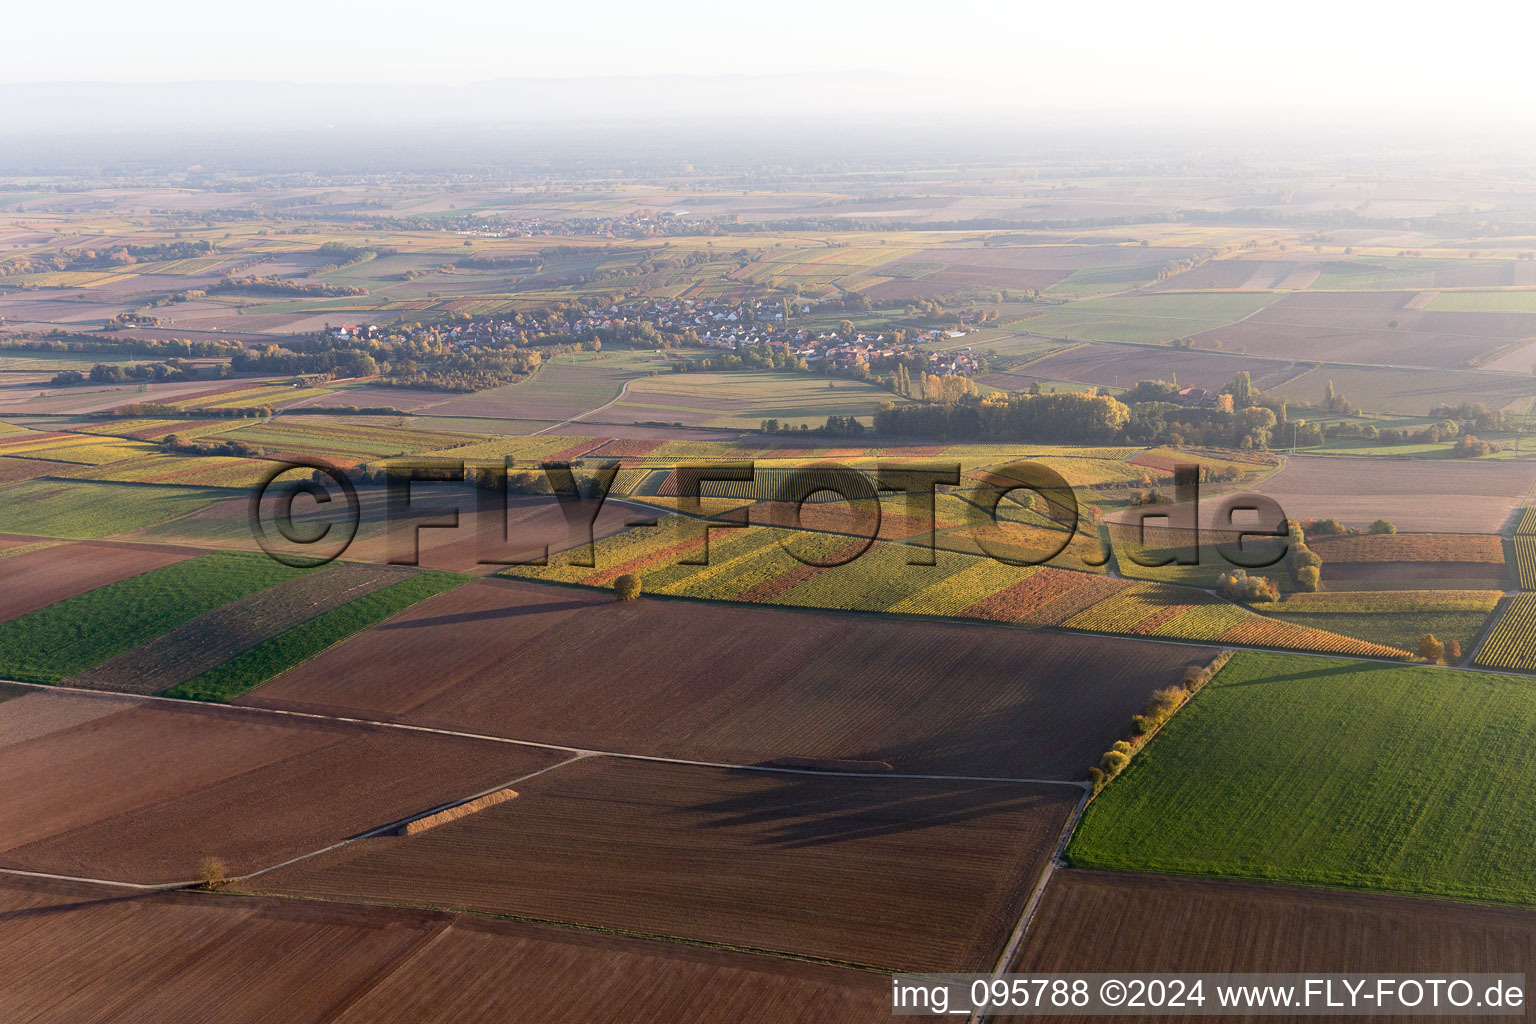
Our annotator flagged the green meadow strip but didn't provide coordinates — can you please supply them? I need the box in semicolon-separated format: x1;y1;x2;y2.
0;552;303;683
164;570;466;702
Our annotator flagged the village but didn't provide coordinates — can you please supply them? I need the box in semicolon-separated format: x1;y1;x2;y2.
328;296;985;377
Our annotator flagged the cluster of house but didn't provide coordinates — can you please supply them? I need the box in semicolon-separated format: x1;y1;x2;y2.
453;210;698;240
324;296;980;374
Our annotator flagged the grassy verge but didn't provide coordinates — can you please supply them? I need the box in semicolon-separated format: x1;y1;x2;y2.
0;552;303;683
165;570;466;701
1254;609;1491;655
0;480;229;538
1067;651;1536;906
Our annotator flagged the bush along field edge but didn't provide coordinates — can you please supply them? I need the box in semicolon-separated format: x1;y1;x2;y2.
1086;649;1234;796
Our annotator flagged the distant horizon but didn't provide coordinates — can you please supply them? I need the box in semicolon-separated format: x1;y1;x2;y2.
7;0;1534;116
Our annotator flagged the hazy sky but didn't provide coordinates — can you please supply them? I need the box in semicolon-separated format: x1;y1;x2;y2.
9;0;1535;116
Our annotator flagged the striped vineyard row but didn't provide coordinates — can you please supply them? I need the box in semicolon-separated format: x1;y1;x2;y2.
503;515;1409;658
1474;593;1536;672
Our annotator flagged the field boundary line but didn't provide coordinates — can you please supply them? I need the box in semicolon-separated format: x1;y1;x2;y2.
531;377;636;435
1468;593;1517;666
0;679;1086;787
0;866;190;890
972;783;1092;1024
234;753;592;884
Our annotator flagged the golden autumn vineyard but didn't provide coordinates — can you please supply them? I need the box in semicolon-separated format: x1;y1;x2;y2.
1475;593;1536;671
505;514;1410;659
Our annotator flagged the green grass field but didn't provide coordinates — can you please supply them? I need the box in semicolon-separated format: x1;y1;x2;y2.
165;569;465;701
1015;293;1280;345
0;552;303;683
1254;609;1491;654
1068;652;1536;905
1426;291;1536;313
0;480;231;538
1044;265;1163;297
1274;365;1536;417
612;371;908;429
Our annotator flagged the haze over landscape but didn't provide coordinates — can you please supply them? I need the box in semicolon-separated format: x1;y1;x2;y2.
4;2;1536;1021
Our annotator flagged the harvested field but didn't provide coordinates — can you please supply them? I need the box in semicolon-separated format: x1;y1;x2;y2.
250;755;1076;971
1308;532;1505;563
242;578;1217;779
1272;364;1536;416
1120;456;1536;534
0;691;563;882
0;540;193;624
0;876;905;1024
992;343;1296;394
1012;293;1280;345
1321;560;1508;590
1186;291;1536;368
68;562;415;694
1016;870;1536;983
0;688;144;749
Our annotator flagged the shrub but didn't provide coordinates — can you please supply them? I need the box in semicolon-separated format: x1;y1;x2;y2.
1100;749;1130;775
1444;639;1462;661
1087;766;1106;793
1295;565;1321;592
1220;569;1279;603
1146;685;1185;720
1418;633;1445;663
198;856;228;889
613;573;641;601
1368;519;1397;535
1111;740;1133;756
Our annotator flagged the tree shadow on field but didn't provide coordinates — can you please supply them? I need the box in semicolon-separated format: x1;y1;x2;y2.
375;599;597;630
675;772;1063;850
772;650;1208;781
1221;663;1370;688
0;890;162;924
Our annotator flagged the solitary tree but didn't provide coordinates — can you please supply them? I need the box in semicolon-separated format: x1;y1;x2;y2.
1368;519;1397;535
199;856;229;889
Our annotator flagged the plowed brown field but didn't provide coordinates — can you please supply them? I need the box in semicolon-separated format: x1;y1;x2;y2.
241;579;1215;779
1016;870;1536;995
0;691;564;882
0;876;907;1024
248;755;1077;971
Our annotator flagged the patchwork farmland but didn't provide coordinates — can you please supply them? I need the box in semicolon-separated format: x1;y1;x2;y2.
5;147;1536;1020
